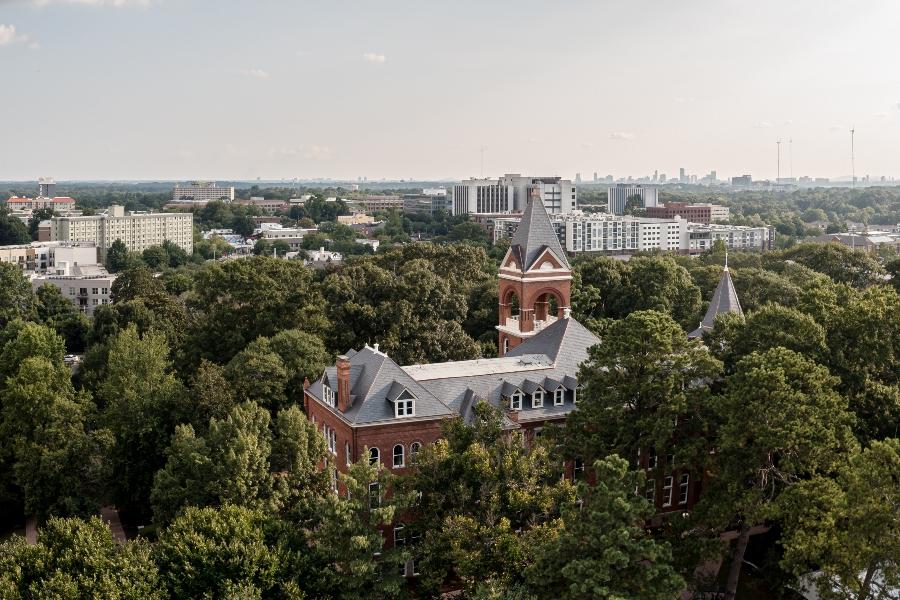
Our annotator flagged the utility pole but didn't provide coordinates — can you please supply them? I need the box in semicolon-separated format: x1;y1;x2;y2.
789;138;793;179
776;139;781;181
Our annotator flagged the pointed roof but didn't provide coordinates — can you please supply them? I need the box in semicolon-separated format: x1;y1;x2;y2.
689;266;743;338
510;196;570;271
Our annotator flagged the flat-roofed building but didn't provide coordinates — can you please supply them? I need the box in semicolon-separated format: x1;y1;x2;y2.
50;205;193;261
607;184;659;215
646;202;730;224
171;182;235;205
453;174;577;215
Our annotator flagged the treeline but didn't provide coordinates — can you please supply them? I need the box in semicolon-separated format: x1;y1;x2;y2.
0;239;898;598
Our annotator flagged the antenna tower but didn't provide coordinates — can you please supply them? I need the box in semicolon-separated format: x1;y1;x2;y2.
776;139;781;181
850;127;856;188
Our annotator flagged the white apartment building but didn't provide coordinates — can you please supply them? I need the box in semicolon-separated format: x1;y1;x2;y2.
0;242;98;272
171;182;235;204
453;174;577;215
50;205;193;260
607;184;660;215
493;212;769;255
31;264;116;316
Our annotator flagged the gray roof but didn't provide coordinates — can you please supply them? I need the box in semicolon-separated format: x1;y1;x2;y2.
689;266;743;338
510;196;570;271
405;317;599;423
309;318;600;427
307;346;455;425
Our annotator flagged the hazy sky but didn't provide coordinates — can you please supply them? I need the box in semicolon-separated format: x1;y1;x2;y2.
2;0;899;181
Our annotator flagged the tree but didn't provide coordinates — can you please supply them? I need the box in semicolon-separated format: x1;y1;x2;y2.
565;310;721;469
188;360;237;428
571;255;625;321
105;239;129;273
270;406;330;517
161;240;189;267
35;284;91;353
779;439;900;600
252;238;272;256
699;347;857;600
186;257;329;365
99;325;186;517
151;402;274;525
155;505;280;599
0;263;35;328
0;516;162;599
310;457;408;600
609;256;701;328
28;207;55;239
0;355;112;519
0;209;30;245
525;455;685;600
779;243;885;288
225;342;290;411
266;329;331;398
408;402;574;594
141;245;170;269
707;304;828;372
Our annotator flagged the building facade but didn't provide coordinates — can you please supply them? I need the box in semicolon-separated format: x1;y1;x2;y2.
171;182;235;204
607;184;659;215
453;174;577;216
0;242;98;273
50;205;193;260
31;265;116;316
4;196;77;213
493;212;770;255
645;202;729;224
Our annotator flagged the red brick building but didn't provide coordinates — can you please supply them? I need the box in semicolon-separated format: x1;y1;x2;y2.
304;195;742;533
645;201;729;225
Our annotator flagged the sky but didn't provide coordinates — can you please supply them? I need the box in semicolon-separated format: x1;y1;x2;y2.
1;0;900;181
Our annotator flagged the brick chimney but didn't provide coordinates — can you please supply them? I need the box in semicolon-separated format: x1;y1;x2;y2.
336;355;351;412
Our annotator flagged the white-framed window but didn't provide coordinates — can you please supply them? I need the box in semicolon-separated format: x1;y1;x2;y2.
396;398;414;418
330;467;338;492
572;387;578;404
509;390;523;411
345;442;351;467
393;524;405;548
573;457;585;480
645;478;656;503
410;442;422;462
322;383;335;407
393;444;405;468
532;388;544;408
662;476;674;507
369;482;380;508
647;451;658;470
554;388;564;406
503;338;509;354
679;473;690;505
369;447;380;465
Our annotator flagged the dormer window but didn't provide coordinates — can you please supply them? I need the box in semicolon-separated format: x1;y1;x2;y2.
392;389;416;418
322;382;335;407
509;390;523;411
554;388;564;406
531;388;544;408
396;398;414;417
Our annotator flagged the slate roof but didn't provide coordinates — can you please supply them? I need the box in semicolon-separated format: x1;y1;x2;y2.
309;318;600;426
509;196;570;271
307;346;454;425
689;266;744;338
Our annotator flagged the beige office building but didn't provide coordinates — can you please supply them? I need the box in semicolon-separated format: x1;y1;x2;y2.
50;205;193;260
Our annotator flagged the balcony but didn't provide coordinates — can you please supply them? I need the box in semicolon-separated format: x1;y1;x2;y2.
496;314;559;339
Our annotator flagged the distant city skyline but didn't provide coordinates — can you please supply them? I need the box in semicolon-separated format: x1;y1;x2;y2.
2;0;899;181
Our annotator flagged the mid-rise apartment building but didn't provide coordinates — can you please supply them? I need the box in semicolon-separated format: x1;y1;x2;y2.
646;202;729;225
50;205;193;260
31;264;116;316
493;212;770;255
607;184;659;215
453;174;576;215
3;196;78;213
171;182;235;205
347;195;405;213
0;242;98;272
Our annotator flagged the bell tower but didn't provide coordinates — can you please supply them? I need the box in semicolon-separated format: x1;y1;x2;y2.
497;191;572;356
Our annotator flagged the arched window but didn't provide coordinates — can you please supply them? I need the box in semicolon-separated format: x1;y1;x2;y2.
393;444;405;468
410;442;422;461
345;442;351;467
369;447;380;465
503;338;510;355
